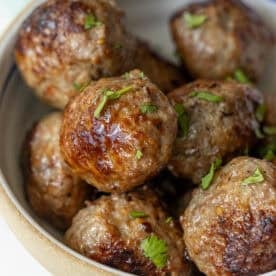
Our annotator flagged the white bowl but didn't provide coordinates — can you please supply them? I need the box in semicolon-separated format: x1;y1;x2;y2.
0;0;275;275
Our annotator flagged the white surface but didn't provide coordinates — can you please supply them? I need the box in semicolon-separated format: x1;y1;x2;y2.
0;1;49;275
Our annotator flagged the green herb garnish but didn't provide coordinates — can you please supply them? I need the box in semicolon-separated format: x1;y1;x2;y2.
165;217;173;224
175;104;189;137
94;86;133;118
135;150;143;160
233;69;251;84
140;72;146;80
201;158;222;190
130;211;148;219
255;127;265;139
73;82;88;92
84;14;102;30
183;12;207;29
140;104;158;114
255;104;266;122
264;149;275;161
114;43;122;49
263;126;276;136
123;72;130;80
141;234;168;269
242;168;264;185
190;91;223;103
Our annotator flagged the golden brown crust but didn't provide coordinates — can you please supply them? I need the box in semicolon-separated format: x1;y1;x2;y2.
182;157;276;275
15;0;136;109
23;112;90;230
168;80;263;184
60;70;177;193
170;0;274;81
65;186;192;275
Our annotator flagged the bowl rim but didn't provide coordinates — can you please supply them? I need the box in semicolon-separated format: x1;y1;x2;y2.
0;0;275;276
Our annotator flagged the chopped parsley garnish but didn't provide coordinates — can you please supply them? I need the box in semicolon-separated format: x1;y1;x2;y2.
165;217;173;224
114;43;122;49
242;168;264;185
140;104;158;114
135;150;143;160
174;104;189;137
257;140;276;161
140;72;146;80
130;211;148;219
201;158;222;190
255;104;266;122
263;126;276;136
73;82;88;92
141;234;168;269
94;86;133;118
123;72;130;80
190;91;223;103
84;15;102;30
264;149;275;161
233;69;251;84
255;127;265;139
183;12;207;29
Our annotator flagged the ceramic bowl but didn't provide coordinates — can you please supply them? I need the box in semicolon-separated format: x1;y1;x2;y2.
0;0;275;275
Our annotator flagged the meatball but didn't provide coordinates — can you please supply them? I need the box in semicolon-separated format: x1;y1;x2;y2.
23;112;89;230
65;186;191;275
15;0;185;109
168;80;262;184
182;157;276;275
15;0;136;109
60;70;177;193
170;0;274;81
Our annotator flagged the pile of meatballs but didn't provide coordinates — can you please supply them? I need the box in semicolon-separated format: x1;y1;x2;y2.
16;0;275;275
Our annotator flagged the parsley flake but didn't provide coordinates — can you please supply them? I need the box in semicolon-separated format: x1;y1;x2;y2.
190;91;223;103
263;126;276;136
174;104;189;137
183;12;207;29
141;234;168;269
264;149;275;161
201;158;222;190
233;69;251;84
94;86;133;118
114;43;122;49
165;217;173;224
73;82;88;92
135;150;143;160
242;168;264;185
255;127;265;139
140;72;146;80
140;104;158;114
123;72;130;80
84;15;102;30
130;211;148;219
255;104;266;122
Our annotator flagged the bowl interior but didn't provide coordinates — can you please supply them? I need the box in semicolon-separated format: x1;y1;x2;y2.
0;0;275;274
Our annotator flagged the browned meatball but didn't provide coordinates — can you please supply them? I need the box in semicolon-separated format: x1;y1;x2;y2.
15;0;185;109
168;80;262;184
23;112;89;230
60;70;177;193
170;0;274;81
182;157;276;275
15;0;136;109
65;186;192;275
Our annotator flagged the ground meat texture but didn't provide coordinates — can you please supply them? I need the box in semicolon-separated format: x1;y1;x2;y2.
134;40;186;94
168;80;263;184
264;92;276;126
15;0;136;109
60;70;177;193
15;0;185;110
65;186;191;275
170;0;274;82
23;112;89;231
182;157;276;275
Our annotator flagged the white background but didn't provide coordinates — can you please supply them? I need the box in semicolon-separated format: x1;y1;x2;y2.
0;2;49;275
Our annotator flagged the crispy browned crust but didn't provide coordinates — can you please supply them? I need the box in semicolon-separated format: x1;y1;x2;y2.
60;70;177;193
168;80;263;184
23;112;90;231
170;0;274;81
182;157;276;275
65;186;192;275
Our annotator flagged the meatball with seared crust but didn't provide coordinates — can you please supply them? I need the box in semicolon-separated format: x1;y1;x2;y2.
170;0;274;82
168;80;262;184
15;0;185;109
15;0;136;109
60;70;177;193
65;186;192;275
182;157;276;275
23;112;90;230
